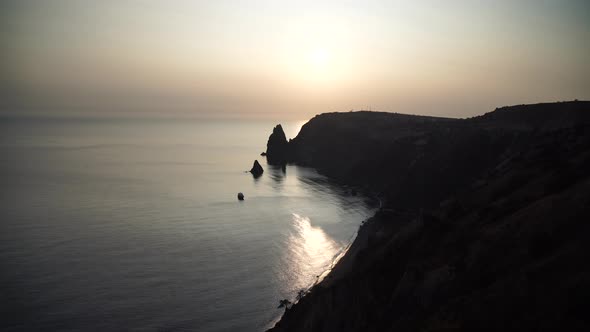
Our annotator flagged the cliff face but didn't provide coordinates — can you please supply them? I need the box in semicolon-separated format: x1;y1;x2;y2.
268;101;590;331
282;102;590;209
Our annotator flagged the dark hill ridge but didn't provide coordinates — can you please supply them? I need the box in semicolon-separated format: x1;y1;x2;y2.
267;101;590;331
267;101;590;209
471;101;590;131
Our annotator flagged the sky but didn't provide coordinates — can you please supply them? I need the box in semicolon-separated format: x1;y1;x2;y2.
1;0;589;120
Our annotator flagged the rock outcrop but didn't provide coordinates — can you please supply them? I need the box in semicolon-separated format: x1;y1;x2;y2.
250;160;264;177
266;124;289;164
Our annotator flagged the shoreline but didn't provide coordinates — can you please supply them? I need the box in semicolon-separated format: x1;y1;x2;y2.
264;217;367;331
263;191;383;331
314;191;381;287
267;204;389;331
265;192;378;331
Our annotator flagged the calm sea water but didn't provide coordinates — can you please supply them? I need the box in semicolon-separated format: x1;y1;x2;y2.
0;116;375;331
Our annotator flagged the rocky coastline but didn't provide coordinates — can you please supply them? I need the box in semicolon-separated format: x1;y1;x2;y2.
266;101;590;331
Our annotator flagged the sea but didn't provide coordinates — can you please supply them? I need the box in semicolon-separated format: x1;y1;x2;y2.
0;116;376;331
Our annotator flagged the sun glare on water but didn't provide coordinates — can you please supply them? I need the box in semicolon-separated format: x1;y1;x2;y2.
286;213;340;290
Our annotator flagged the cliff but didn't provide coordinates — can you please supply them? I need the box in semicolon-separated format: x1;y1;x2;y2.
268;101;590;331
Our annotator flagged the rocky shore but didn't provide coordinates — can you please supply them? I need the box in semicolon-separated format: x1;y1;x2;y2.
266;101;590;331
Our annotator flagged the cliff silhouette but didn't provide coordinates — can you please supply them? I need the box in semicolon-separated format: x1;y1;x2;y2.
267;101;590;331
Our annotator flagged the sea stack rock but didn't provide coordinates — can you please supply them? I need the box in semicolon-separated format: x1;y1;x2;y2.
237;192;244;200
266;124;289;165
250;160;264;177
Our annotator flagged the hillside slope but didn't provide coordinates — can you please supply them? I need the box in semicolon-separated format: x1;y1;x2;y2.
268;101;590;331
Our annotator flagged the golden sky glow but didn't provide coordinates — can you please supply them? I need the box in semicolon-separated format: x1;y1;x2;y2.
1;1;589;119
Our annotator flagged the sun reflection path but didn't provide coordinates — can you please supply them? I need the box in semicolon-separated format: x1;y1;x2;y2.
286;213;341;293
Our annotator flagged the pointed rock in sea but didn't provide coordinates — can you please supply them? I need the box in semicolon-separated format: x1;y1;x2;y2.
250;160;264;177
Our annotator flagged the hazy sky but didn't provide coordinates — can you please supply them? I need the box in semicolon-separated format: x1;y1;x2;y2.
2;0;589;119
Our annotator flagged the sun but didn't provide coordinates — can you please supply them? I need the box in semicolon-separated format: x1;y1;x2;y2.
283;45;341;86
308;48;330;69
301;47;335;84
